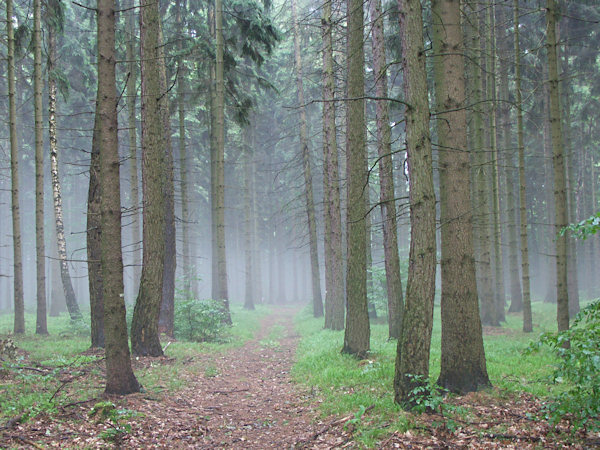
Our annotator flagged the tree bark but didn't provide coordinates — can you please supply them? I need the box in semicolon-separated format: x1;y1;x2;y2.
432;0;490;394
546;0;569;333
291;0;324;318
321;0;345;331
513;0;533;332
48;18;82;323
7;0;25;334
243;125;255;310
342;0;370;358
370;0;404;339
97;0;140;395
34;0;48;335
131;0;167;356
394;0;437;406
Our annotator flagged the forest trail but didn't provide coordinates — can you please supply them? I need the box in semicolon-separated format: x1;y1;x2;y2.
1;307;347;449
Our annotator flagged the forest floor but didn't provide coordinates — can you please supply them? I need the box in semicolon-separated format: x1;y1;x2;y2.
1;307;598;448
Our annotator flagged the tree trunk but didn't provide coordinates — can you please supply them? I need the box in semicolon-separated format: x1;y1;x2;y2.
513;0;532;332
469;0;497;327
432;0;490;394
97;0;139;395
157;18;175;337
243;125;255;310
291;0;324;318
546;0;569;333
48;22;82;322
486;1;506;323
342;0;369;358
370;0;404;339
126;0;141;300
34;0;48;335
131;0;167;357
321;0;344;331
394;0;437;406
7;0;25;334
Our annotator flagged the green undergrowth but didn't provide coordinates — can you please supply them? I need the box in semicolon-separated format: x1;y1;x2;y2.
0;303;270;424
292;300;587;447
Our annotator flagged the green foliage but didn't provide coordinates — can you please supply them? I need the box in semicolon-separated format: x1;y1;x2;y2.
89;401;142;443
174;297;230;342
367;265;388;317
562;211;600;240
404;374;448;414
525;300;600;432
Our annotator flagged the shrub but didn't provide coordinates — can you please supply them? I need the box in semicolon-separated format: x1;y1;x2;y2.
174;298;230;342
526;300;600;432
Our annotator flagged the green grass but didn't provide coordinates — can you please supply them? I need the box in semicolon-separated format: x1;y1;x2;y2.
292;300;590;447
0;303;271;422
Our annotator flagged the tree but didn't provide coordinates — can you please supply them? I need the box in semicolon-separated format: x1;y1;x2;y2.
131;0;167;357
432;0;490;393
321;0;344;331
97;0;139;395
34;0;48;335
394;0;437;406
291;0;323;318
7;0;25;334
513;0;532;332
342;0;370;358
47;0;82;322
546;0;569;332
369;0;404;339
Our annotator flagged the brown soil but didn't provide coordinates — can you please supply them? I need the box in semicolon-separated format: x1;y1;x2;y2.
2;307;598;449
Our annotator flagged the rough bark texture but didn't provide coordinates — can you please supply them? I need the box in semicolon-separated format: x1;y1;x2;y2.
243;126;255;310
88;90;105;347
321;0;345;331
342;0;370;358
131;0;166;357
212;0;231;323
513;0;532;332
546;0;569;333
292;0;324;318
48;24;82;322
432;0;490;394
370;0;404;339
394;0;437;406
126;0;141;299
97;0;139;395
34;0;48;335
7;0;25;334
157;19;176;337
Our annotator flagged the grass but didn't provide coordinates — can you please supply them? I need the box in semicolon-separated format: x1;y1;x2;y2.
292;300;593;447
0;303;271;423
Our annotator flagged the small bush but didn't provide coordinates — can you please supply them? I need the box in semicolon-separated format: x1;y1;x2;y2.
174;298;229;342
526;300;600;432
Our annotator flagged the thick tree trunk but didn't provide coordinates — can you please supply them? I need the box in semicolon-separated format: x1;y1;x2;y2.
394;0;437;406
243;125;255;310
291;0;324;318
342;0;369;358
131;0;167;357
48;25;82;322
97;0;139;395
546;0;569;333
7;0;25;334
157;19;176;337
34;0;48;334
513;0;533;332
321;0;344;330
370;0;404;339
432;0;490;394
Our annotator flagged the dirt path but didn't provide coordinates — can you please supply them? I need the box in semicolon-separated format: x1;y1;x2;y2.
2;307;344;449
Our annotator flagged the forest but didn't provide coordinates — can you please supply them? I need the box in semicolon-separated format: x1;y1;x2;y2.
0;0;599;447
